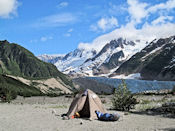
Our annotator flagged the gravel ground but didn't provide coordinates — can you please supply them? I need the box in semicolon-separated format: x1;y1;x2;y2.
0;96;175;131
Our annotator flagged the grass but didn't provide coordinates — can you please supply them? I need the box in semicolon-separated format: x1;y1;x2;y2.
139;99;151;104
136;104;157;111
135;94;175;111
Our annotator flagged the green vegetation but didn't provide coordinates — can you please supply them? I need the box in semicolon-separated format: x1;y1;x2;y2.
0;40;74;87
172;86;175;94
112;80;138;111
0;40;75;99
0;40;60;78
0;75;43;102
0;86;17;103
45;88;64;97
135;94;175;111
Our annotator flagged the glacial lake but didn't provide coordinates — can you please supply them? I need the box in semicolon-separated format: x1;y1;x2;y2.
88;77;175;93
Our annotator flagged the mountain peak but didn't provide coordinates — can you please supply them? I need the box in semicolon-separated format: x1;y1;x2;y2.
38;37;148;77
110;35;175;81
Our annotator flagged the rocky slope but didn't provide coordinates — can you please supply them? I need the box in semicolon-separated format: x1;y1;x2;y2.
110;36;175;81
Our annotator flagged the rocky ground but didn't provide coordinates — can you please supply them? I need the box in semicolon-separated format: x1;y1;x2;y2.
0;95;175;131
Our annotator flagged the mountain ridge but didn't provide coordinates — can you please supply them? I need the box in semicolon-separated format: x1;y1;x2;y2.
110;36;175;81
38;38;147;77
38;35;175;81
0;40;75;94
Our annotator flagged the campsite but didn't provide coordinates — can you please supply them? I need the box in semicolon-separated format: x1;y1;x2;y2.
1;0;175;131
0;90;175;131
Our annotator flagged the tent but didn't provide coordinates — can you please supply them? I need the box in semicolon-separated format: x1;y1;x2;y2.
67;89;106;119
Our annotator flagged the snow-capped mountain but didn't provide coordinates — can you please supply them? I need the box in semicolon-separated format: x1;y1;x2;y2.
54;48;97;74
38;37;148;77
75;38;147;76
38;54;65;64
110;35;175;81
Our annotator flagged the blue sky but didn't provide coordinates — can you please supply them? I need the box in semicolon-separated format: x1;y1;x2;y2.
0;0;175;55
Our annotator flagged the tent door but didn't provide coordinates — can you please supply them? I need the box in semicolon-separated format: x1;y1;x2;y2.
78;96;90;118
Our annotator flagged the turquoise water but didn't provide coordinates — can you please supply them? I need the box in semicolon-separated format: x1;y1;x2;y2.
88;77;175;93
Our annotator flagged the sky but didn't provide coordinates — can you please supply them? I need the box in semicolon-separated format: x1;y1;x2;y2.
0;0;175;55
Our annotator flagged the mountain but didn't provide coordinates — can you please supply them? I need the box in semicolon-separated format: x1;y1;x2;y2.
54;48;97;75
38;54;64;64
110;36;175;81
82;38;142;76
0;40;75;94
38;38;147;77
0;40;60;78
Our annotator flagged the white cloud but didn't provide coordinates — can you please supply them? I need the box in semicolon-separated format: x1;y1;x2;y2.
127;0;148;23
64;28;73;37
30;39;38;43
0;0;19;18
127;0;175;25
64;33;71;37
79;1;175;52
68;28;73;32
148;0;175;13
34;13;77;27
57;2;68;8
40;36;53;42
90;25;98;32
152;16;173;25
79;22;175;52
91;17;118;32
30;36;53;43
108;3;127;15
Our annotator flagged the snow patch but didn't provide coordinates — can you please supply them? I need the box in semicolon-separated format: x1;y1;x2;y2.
112;73;141;79
141;45;164;61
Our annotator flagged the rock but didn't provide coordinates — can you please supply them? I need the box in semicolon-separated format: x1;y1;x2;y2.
162;102;175;107
62;116;69;120
52;109;56;114
80;120;83;125
124;112;129;115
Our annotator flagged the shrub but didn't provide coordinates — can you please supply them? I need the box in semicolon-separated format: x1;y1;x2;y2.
172;86;175;94
0;86;17;103
112;80;138;111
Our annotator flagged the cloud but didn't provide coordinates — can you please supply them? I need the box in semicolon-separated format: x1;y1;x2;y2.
148;0;175;13
33;13;77;27
64;33;71;37
78;0;175;52
79;22;175;52
127;0;175;25
127;0;148;23
0;0;19;18
64;28;73;37
108;3;127;16
68;28;73;32
151;16;173;25
57;2;68;8
30;39;38;43
30;36;53;43
91;17;118;32
40;36;53;42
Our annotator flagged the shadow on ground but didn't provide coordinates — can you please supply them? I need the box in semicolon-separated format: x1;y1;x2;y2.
159;128;175;131
109;102;175;119
130;109;175;119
